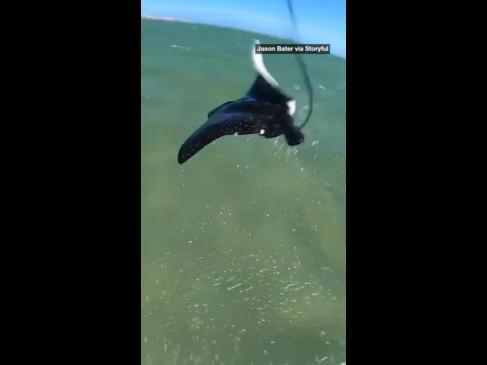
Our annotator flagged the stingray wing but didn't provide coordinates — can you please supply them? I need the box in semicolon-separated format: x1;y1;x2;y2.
246;75;292;105
207;101;233;118
178;112;258;164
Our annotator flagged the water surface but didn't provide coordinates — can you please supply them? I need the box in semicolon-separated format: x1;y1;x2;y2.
142;18;346;365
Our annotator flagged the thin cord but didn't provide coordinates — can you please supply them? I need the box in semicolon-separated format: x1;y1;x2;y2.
286;0;313;129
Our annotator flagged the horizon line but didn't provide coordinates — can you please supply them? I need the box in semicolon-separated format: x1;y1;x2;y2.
141;14;346;59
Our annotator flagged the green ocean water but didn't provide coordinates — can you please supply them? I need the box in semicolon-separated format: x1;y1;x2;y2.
142;18;346;365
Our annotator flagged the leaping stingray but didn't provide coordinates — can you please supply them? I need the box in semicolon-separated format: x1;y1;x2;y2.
177;40;306;164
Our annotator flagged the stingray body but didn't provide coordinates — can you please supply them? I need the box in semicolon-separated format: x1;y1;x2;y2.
177;42;304;164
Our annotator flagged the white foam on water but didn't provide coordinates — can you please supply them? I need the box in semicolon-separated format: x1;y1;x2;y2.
170;44;191;50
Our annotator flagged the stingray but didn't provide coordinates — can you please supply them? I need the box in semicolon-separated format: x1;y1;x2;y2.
177;40;312;164
177;0;313;164
177;44;303;164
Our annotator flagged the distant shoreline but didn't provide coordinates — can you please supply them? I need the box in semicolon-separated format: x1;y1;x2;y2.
141;14;190;23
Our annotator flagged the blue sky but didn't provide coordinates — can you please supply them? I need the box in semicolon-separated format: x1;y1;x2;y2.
142;0;346;57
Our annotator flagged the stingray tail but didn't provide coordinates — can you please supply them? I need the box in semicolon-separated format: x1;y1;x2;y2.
286;0;313;130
